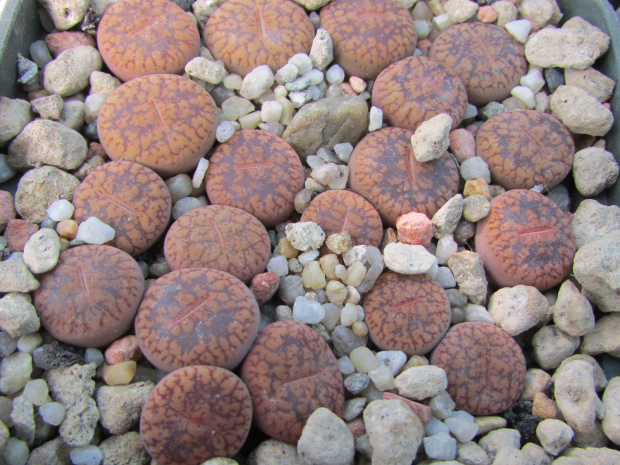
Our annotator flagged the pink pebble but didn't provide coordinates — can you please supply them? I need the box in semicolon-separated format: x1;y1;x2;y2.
250;272;279;305
349;76;367;93
4;219;38;253
105;335;142;364
396;211;433;248
347;419;366;440
477;6;498;23
383;392;432;422
449;128;476;163
338;82;357;96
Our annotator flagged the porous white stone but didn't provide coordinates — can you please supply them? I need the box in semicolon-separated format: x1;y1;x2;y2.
488;285;549;336
525;28;601;69
394;366;448;400
310;28;333;71
285;222;325;251
0;293;40;338
532;325;580;370
444;0;479;23
185;57;227;85
0;352;32;395
536;419;574;455
550;85;613;136
552;280;595;337
240;65;275;100
383;242;437;275
572;147;619;197
433;194;464;238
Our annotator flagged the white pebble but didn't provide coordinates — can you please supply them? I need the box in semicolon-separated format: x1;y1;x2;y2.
39;402;66;426
16;333;42;354
293;296;325;324
340;303;359;326
47;199;74;221
414;20;431;39
22;379;48;406
423;432;457;461
2;438;29;465
223;74;242;90
289;90;312;108
338;356;355;375
445;414;480;442
267;255;289;277
165;174;193;203
69;445;103;465
433;13;455;31
510;85;536;109
192;158;209;189
505;19;532;43
368;364;395;391
276;63;299;84
520;68;545;94
304;69;324;86
289;53;313;75
435;267;457;288
75;217;115;245
261;100;283;123
239;65;275;100
172;197;207;220
368;106;383;132
436;235;458;265
298;250;320;267
84;348;104;366
29;40;53;69
376;351;407;377
308;85;322;100
334;143;353;163
424;416;450;436
216;121;236;143
459;157;491;183
325;64;345;85
464;104;478;119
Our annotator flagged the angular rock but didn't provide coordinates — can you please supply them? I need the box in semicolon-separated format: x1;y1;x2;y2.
562;16;610;55
564;447;620;465
447;251;488;305
0;97;32;146
297;407;354;465
552;280;595;337
0;190;16;232
536;419;574;455
581;313;620;357
572;147;619;197
573;230;620;313
282;96;369;159
0;261;39;293
43;46;103;97
488;285;548;336
310;28;333;71
411;114;452;162
248;439;300;465
525;29;602;70
14;166;80;224
432;195;464;239
383;242;437;275
565;67;616;103
99;431;150;465
26;436;72;465
38;0;89;30
572;200;620;249
8;119;87;170
394;366;448;401
0;293;40;338
602;377;620;446
532;325;579;370
96;382;154;435
45;363;99;446
549;85;614;136
364;399;424;465
554;360;602;434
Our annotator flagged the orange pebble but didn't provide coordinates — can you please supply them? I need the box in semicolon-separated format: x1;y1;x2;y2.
105;335;142;364
477;6;498;23
349;76;367;93
56;220;79;239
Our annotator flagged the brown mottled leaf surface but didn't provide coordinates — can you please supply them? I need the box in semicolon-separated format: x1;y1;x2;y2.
476;110;574;190
206;129;304;227
372;55;468;131
141;365;252;465
349;127;460;226
320;0;417;79
97;0;200;81
73;160;171;256
241;321;344;444
204;0;314;76
135;268;260;372
164;205;271;283
98;74;218;177
429;22;527;106
430;322;526;415
475;189;576;291
33;245;145;348
364;272;451;355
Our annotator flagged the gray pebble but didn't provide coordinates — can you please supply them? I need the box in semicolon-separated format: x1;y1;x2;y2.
0;261;39;293
0;293;40;338
23;228;61;274
344;373;370;395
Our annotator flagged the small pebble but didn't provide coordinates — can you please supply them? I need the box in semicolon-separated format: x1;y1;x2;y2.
102;361;137;386
423;431;457;461
383;243;437;275
326;64;345;85
293;296;325;324
368;106;383;132
411;113;452;162
505;19;532;43
75;217;115;245
39;402;66;426
84;348;104;367
69;445;103;465
46;199;74;221
192;158;209;189
510;85;536;109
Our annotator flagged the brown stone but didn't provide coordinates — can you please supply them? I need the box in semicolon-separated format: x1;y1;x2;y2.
320;0;417;79
164;205;271;284
97;0;200;81
430;322;526;415
135;268;260;372
349;127;460;226
104;335;142;365
364;272;451;356
372;55;468;131
204;0;314;76
429;22;527;106
475;189;576;291
250;271;280;305
3;219;38;252
72;160;171;256
44;31;96;57
33;245;145;348
97;74;218;177
141;365;252;464
205;129;304;227
476;110;574;190
300;190;383;249
241;321;344;444
533;392;563;420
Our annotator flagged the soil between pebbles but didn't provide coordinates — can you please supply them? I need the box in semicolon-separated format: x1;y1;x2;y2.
1;1;620;465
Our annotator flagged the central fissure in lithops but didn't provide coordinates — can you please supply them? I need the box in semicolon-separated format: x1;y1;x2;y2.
6;0;620;464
